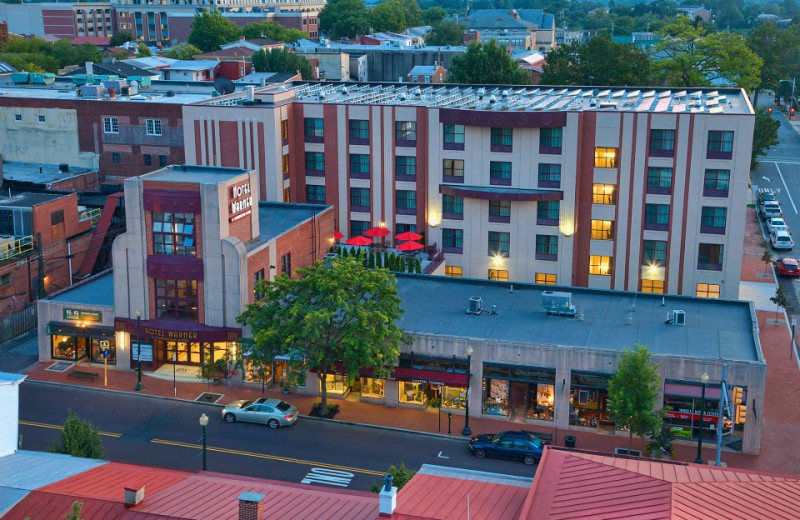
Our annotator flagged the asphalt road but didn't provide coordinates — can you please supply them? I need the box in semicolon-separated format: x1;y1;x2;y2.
18;381;536;490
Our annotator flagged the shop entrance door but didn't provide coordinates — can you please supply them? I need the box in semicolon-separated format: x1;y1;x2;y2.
510;382;528;417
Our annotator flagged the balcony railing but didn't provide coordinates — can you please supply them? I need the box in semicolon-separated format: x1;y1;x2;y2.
80;208;102;226
0;235;34;262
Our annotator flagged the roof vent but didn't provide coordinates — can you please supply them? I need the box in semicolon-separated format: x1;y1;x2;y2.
589;98;597;107
341;86;348;94
124;485;145;507
466;296;482;315
542;291;577;317
400;92;407;101
501;89;509;97
489;94;497;103
477;87;486;98
670;310;686;326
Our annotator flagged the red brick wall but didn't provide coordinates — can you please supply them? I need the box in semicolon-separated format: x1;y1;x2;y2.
273;207;335;277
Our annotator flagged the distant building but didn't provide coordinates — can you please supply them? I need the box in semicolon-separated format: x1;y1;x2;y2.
555;27;585;46
294;49;351;81
160;61;220;82
360;32;416;47
463;8;556;51
677;6;712;23
0;2;114;40
407;64;446;84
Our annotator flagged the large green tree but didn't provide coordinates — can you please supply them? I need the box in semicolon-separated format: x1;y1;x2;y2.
448;40;529;85
188;10;241;52
422;6;446;25
541;34;651;86
607;344;662;453
752;108;780;170
49;410;104;459
654;18;762;92
238;256;406;412
252;48;313;79
424;21;464;46
109;31;134;47
161;43;202;60
367;0;422;33
746;23;800;106
241;21;306;42
320;0;370;39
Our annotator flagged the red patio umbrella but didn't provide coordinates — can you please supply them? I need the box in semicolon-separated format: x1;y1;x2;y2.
397;241;424;251
365;226;391;238
346;236;373;246
395;231;423;241
333;230;344;240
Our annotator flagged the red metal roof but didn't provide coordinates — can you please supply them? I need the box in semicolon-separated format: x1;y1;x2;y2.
40;462;191;501
69;36;112;46
2;492;125;520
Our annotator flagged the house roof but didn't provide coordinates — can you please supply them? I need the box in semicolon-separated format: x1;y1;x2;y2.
246;37;283;47
62;61;153;78
0;62;19;73
69;36;111;46
167;60;220;72
194;47;257;60
41;462;191;500
522;448;800;520
408;65;437;75
124;56;178;70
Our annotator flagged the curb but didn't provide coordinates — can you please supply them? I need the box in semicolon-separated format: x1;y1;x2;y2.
25;379;470;442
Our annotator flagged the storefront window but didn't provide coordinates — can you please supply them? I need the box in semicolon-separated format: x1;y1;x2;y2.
569;371;613;428
321;374;350;395
89;338;116;365
360;377;384;398
482;364;555;421
399;382;426;405
243;359;273;384
52;335;87;361
441;385;467;409
482;378;509;416
663;380;744;443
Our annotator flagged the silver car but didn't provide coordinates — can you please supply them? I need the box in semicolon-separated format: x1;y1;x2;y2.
221;398;298;429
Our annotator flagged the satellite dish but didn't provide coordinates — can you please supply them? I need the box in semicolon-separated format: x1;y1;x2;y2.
214;77;236;95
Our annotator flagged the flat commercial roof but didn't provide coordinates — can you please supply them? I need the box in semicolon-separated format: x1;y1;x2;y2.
395;275;761;363
2;163;96;185
47;271;114;307
249;202;330;250
0;192;65;208
142;164;249;184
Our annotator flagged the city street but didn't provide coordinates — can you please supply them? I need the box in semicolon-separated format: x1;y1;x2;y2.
18;381;535;491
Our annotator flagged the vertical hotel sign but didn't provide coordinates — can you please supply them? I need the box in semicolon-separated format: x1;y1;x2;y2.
229;182;252;222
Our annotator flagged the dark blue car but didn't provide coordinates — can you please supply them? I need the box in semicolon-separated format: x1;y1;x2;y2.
467;431;545;465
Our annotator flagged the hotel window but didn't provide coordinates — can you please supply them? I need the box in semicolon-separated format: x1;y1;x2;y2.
538;164;561;188
540;127;562;153
350;220;370;237
641;279;664;294
642;240;667;265
349;153;370;178
490;161;512;186
282;154;289;176
143;154;152;166
280;119;289;140
146;119;162;136
647;167;673;194
37;115;46;123
590;220;614;240
592;184;615;204
306;184;325;203
537;200;560;226
103;116;119;134
350;188;371;211
445;266;463;277
443;124;465;149
395;121;416;143
304;117;324;140
442;228;463;253
349;119;369;142
396;156;417;179
488;231;510;257
253;269;265;300
396;190;417;214
644;204;670;231
696;283;721;299
704;169;730;197
305;152;325;176
443;159;464;182
153;212;196;256
701;207;727;234
649;129;675;155
535;272;557;285
535;234;558;260
589;255;612;276
442;194;463;219
396;223;417;235
594;147;617;168
489;200;511;223
281;252;291;276
488;269;509;281
490;127;512;151
707;131;733;153
698;243;724;271
155;279;198;320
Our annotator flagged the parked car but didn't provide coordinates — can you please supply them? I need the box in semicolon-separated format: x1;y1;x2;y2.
761;202;783;219
776;257;800;276
467;431;546;465
771;230;795;250
759;191;777;204
767;217;789;234
221;398;298;428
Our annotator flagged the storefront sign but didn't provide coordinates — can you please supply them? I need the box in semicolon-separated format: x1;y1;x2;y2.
229;182;252;222
115;318;241;343
62;308;102;322
131;342;153;362
572;372;612;388
665;410;719;424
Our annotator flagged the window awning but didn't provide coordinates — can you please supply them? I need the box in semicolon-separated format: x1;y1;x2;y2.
439;184;563;202
47;322;115;339
391;367;468;387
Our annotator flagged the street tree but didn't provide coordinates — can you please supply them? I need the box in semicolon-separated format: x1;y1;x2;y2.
238;256;406;413
109;31;134;47
541;34;651;86
320;0;370;39
241;21;306;42
761;244;773;274
252;48;313;79
746;22;800;106
607;344;662;453
161;43;202;60
654;18;762;92
188;10;241;52
424;21;464;47
448;40;529;85
49;410;104;459
771;285;789;322
752;108;780;170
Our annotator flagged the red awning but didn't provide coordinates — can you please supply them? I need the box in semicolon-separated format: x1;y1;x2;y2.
391;367;467;387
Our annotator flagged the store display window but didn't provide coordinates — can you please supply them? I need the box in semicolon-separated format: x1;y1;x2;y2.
243;359;273;384
528;384;555;420
52;334;87;361
89;338;116;365
662;380;744;442
482;363;555;420
569;371;613;428
360;377;385;398
441;385;467;409
321;374;350;395
399;381;426;405
482;378;509;416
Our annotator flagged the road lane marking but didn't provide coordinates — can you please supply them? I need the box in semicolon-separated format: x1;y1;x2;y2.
774;163;799;214
19;420;122;438
150;438;384;476
301;467;354;487
437;451;449;459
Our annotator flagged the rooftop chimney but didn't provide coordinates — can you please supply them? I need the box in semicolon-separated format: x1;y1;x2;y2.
0;373;26;457
238;491;265;520
379;474;397;516
85;61;94;76
123;484;145;507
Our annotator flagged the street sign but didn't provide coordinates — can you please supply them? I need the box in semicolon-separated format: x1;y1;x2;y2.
101;349;110;359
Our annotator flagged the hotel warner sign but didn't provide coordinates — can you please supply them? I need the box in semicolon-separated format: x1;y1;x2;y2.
229;182;253;222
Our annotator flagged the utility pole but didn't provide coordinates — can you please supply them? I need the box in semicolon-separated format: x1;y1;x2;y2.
35;233;45;299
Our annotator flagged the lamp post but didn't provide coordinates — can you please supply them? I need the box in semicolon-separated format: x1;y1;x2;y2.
134;309;144;392
694;372;709;464
199;413;209;470
461;345;474;437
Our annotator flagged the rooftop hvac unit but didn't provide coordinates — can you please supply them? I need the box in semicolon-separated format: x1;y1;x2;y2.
671;310;686;326
542;291;576;317
466;296;482;316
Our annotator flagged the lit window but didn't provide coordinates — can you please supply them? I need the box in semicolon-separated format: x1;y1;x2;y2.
592;184;615;204
535;272;556;285
103;117;118;133
488;269;509;281
590;220;614;240
696;283;721;299
445;266;462;277
594;147;617;168
443;159;464;180
146;119;162;136
282;154;289;175
280;119;289;140
641;279;664;293
589;255;612;276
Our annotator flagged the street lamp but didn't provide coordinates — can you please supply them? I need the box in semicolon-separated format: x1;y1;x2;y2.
461;345;474;437
134;309;144;392
695;371;709;464
199;413;209;471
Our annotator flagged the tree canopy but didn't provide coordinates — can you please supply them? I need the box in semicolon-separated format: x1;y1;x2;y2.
0;36;101;73
241;21;306;43
161;42;203;60
238;256;406;411
746;22;800;105
252;48;313;80
188;10;241;52
607;344;662;453
137;43;152;57
424;21;464;47
541;34;651;86
752;108;780;170
448;40;529;85
109;31;134;47
320;0;370;39
49;410;104;459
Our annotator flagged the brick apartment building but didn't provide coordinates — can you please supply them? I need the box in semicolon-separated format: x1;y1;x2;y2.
0;2;114;40
182;82;754;299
